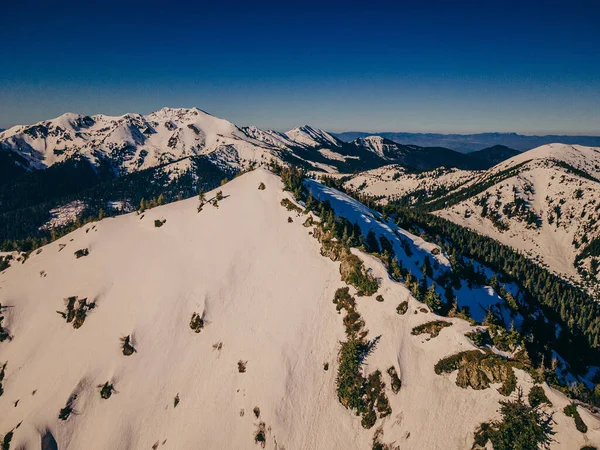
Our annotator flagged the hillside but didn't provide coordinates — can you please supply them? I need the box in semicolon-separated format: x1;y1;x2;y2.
329;165;477;205
434;144;600;289
1;169;597;449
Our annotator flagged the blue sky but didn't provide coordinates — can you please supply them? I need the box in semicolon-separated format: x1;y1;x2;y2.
1;0;599;133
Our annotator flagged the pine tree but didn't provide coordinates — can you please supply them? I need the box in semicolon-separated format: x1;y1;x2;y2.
422;256;433;278
425;284;443;312
365;229;381;254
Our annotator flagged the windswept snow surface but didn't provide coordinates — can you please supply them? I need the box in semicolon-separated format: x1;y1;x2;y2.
0;170;597;449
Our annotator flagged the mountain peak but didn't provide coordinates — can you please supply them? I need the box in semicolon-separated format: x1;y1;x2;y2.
284;125;341;148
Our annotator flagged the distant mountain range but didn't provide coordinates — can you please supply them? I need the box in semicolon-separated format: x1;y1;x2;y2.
333;131;600;153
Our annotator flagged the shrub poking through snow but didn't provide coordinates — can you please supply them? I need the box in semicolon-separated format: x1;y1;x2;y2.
216;190;223;201
372;427;394;450
0;362;6;397
473;389;553;450
197;189;206;212
56;297;96;329
154;219;166;227
303;216;314;227
411;320;452;338
435;350;517;393
58;394;77;420
258;182;266;190
280;198;302;213
564;403;588;433
2;429;14;450
287;216;293;223
0;305;10;342
253;407;260;418
238;360;247;373
375;295;384;302
174;394;180;408
323;362;329;371
387;367;402;394
340;253;378;296
528;386;552;408
98;382;115;400
396;301;408;315
74;248;89;258
254;422;267;448
120;335;136;356
189;313;204;333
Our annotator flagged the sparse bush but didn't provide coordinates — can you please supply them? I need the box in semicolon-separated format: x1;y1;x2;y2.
174;393;180;408
411;320;452;338
189;313;204;333
258;182;266;190
340;253;378;296
154;219;166;227
216;190;223;201
280;198;302;213
0;362;6;397
435;350;516;392
58;394;77;420
254;422;266;448
98;382;115;399
528;385;552;408
120;335;136;356
56;296;96;329
253;406;260;418
396;301;408;315
74;248;89;258
387;366;401;394
287;216;293;223
238;360;247;373
0;306;10;342
375;295;384;302
564;403;588;433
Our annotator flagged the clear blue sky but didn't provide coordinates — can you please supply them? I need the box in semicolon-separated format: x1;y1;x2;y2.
1;0;599;133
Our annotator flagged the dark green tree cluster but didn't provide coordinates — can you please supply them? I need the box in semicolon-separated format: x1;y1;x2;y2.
333;288;390;429
473;389;553;450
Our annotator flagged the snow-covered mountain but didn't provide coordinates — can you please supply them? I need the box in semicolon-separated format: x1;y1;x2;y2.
433;144;600;289
336;164;478;204
0;110;514;180
0;107;277;174
1;169;597;449
285;125;343;148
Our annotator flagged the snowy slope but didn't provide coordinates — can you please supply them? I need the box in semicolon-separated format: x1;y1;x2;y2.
1;169;597;449
436;143;600;287
284;125;343;148
334;164;477;204
352;136;401;159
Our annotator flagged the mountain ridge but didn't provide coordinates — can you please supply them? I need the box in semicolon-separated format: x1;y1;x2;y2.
334;130;600;152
